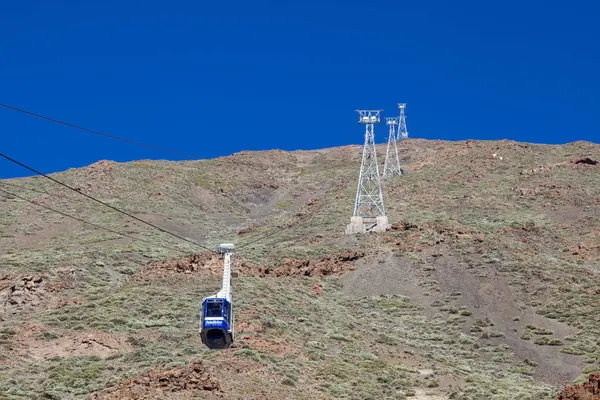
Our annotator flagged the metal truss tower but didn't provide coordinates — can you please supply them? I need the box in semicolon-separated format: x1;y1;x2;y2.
397;103;409;141
382;117;403;177
345;110;391;234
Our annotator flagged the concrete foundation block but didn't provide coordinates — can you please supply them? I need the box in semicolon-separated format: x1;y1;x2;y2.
371;215;392;232
345;216;366;235
345;215;391;234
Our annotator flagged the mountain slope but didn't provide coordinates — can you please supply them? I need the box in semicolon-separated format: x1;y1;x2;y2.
0;139;599;399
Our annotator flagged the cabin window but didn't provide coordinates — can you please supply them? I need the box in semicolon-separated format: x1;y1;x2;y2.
206;301;223;318
224;302;231;324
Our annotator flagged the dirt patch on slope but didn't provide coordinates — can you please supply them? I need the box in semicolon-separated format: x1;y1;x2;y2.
342;253;437;313
35;333;129;361
89;359;222;400
568;231;600;261
343;250;582;387
213;357;304;400
0;274;47;319
385;220;482;253
239;337;300;358
556;373;600;399
3;324;131;364
0;270;77;321
135;252;268;280
235;310;302;358
72;160;116;192
89;354;296;400
136;250;365;280
427;252;581;386
270;251;365;277
373;339;465;397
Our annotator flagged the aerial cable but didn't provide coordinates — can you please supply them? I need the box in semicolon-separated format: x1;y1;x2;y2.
238;222;296;249
0;103;260;219
237;206;323;249
0;153;216;253
3;174;251;223
0;103;198;159
237;209;311;248
0;180;231;224
238;180;350;249
0;185;190;254
1;101;350;253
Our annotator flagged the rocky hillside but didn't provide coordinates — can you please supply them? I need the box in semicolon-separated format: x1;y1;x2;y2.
0;139;599;399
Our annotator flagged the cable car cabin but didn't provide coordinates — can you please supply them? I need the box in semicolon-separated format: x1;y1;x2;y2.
200;297;234;349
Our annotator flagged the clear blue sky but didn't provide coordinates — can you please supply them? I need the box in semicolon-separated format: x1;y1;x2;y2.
2;0;599;178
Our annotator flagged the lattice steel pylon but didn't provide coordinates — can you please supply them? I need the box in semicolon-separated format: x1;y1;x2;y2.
345;110;391;235
382;117;403;177
397;103;408;141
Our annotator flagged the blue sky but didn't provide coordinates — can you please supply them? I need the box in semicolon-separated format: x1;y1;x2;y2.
2;0;599;178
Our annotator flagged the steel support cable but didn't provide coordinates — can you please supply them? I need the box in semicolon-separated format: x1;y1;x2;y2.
0;185;189;254
0;103;198;159
0;153;216;253
234;181;351;247
0;180;233;224
1;103;351;253
236;210;301;248
237;180;351;249
236;198;327;248
237;187;339;248
0;102;263;219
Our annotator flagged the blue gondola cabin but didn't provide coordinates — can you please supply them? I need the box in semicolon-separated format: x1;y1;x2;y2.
200;297;234;349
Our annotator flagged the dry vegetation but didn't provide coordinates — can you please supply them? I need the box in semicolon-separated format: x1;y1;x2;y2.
0;139;599;399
